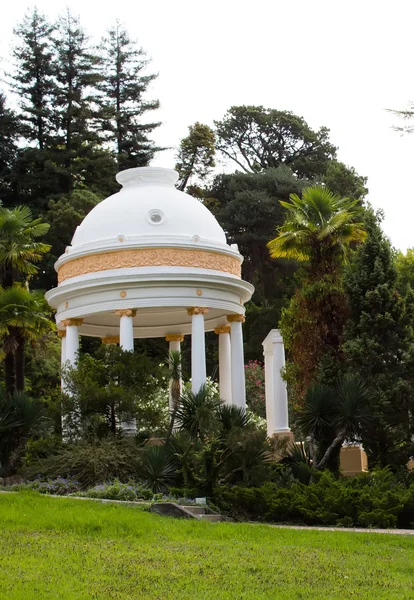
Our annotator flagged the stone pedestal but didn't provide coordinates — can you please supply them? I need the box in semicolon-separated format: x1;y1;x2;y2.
340;446;368;476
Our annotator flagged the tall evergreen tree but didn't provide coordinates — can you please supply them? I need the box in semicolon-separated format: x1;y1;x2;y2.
52;10;104;192
11;8;55;150
175;123;216;191
0;92;20;205
343;208;414;468
97;22;162;169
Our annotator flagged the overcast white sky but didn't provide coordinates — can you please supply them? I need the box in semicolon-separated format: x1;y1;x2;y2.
1;0;414;250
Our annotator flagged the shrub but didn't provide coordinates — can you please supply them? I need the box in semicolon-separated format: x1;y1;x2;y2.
214;469;414;529
24;438;142;488
80;480;152;502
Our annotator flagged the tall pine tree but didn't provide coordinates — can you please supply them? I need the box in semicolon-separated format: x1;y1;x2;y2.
98;22;162;170
52;10;106;192
343;208;414;468
0;92;20;205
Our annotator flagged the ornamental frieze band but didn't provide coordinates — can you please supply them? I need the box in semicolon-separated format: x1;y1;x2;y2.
57;248;241;283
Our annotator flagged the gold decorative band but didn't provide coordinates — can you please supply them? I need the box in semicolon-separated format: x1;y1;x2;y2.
57;330;66;338
187;307;209;316
214;325;231;335
166;334;185;342
227;314;246;323
57;248;241;283
101;336;120;345
115;309;137;318
61;318;84;327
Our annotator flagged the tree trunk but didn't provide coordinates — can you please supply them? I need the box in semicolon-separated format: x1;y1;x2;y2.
4;350;15;395
15;334;25;392
316;428;346;470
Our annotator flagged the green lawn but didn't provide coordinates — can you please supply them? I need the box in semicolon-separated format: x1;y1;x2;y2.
0;493;413;599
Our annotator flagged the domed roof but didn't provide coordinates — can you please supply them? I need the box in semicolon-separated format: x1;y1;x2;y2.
70;167;227;250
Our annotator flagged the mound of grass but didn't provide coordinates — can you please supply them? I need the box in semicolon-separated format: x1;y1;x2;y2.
0;492;413;599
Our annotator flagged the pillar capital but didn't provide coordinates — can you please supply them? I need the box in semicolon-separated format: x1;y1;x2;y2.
214;325;231;335
101;336;120;345
61;318;84;327
57;330;66;338
115;309;137;318
166;334;184;342
227;314;245;324
187;307;209;316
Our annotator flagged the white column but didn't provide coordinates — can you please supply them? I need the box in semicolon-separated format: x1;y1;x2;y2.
187;307;208;393
262;329;291;436
58;330;66;390
214;325;232;404
116;309;136;352
115;309;136;434
166;334;184;412
62;318;83;367
227;314;246;410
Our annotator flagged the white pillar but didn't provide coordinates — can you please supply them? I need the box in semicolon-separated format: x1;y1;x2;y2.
115;309;136;434
227;314;246;410
166;334;184;412
58;330;66;390
214;325;232;404
262;329;291;436
116;309;136;352
62;318;83;367
187;307;208;393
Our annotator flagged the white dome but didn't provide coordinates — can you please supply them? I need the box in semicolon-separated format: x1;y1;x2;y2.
70;167;227;250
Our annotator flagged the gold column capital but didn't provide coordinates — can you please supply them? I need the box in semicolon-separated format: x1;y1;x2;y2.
187;307;209;316
166;334;185;343
101;336;120;345
227;314;246;324
61;318;84;327
214;325;231;335
115;309;137;318
57;330;66;338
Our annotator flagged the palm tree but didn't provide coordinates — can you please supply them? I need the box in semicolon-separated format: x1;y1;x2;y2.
166;350;182;441
267;186;366;273
0;206;50;288
297;375;371;470
0;286;54;393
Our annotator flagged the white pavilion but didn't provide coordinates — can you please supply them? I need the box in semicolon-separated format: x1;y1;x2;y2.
46;166;291;437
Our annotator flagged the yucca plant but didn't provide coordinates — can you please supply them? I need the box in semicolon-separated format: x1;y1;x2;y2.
140;444;178;494
297;375;371;470
175;384;221;441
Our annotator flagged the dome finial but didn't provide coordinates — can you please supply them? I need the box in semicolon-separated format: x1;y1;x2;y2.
116;167;178;187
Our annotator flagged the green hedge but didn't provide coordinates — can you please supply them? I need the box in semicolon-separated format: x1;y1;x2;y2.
214;470;414;529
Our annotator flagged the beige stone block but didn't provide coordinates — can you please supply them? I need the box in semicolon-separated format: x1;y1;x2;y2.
407;458;414;471
340;446;368;477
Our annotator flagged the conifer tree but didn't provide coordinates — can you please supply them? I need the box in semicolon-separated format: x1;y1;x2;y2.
98;22;162;170
343;208;414;468
52;10;104;192
0;92;20;204
11;8;55;150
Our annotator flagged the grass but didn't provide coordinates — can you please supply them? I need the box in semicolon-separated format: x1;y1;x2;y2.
0;492;413;599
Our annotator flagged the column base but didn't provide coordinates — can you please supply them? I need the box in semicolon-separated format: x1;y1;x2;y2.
269;431;295;462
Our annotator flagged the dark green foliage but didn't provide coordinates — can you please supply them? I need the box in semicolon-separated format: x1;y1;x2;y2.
343;208;414;468
97;22;161;169
25;438;141;488
175;385;221;440
296;376;371;470
215;106;337;178
0;389;47;476
62;345;168;438
175;122;216;191
11;8;55;150
0;92;20;205
140;445;178;494
214;469;414;529
322;160;368;200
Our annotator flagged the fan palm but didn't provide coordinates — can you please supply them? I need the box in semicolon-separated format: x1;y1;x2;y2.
166;350;182;441
0;205;50;288
0;286;54;392
267;186;366;271
175;384;221;440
